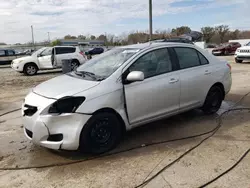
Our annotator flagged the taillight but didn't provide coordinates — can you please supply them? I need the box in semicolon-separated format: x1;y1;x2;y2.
80;52;87;60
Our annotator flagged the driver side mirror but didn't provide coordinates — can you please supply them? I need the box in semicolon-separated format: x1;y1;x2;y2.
126;71;144;82
37;54;42;57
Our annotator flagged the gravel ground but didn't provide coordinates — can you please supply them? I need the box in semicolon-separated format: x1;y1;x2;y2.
0;68;61;110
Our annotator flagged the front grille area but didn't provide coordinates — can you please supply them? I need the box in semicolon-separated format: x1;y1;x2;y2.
25;128;33;138
240;49;250;53
23;104;37;116
47;134;63;142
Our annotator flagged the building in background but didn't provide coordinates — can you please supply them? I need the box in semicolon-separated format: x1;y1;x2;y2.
59;39;105;46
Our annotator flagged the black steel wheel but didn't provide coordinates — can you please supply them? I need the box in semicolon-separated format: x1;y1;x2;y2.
80;112;122;154
202;86;223;114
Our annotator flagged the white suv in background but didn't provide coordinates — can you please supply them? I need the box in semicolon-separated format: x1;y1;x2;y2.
234;42;250;63
11;46;87;76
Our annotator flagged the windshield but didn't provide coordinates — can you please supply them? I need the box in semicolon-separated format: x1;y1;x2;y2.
219;43;229;47
246;42;250;46
76;48;140;80
31;47;47;56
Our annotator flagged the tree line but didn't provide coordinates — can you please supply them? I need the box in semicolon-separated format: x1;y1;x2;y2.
50;25;250;46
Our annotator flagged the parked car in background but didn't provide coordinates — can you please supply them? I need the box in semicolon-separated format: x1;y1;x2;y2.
11;46;87;76
87;47;104;55
212;42;241;56
206;43;218;48
22;42;231;154
234;42;250;63
0;49;26;65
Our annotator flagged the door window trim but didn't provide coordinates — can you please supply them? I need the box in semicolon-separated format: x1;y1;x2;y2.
172;47;210;70
122;47;179;82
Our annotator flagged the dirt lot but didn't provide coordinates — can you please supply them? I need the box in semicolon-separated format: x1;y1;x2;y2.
0;56;250;188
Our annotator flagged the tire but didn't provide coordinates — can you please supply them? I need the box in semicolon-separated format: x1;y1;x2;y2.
202;86;223;114
80;112;122;154
70;60;80;71
23;63;38;76
235;58;243;63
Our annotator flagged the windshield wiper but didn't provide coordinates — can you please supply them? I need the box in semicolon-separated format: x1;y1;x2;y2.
74;70;99;80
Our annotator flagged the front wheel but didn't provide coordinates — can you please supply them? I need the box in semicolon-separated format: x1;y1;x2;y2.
80;112;122;154
202;86;223;114
235;58;243;63
23;63;38;76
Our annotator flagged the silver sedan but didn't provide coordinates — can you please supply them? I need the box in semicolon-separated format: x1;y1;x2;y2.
22;42;232;154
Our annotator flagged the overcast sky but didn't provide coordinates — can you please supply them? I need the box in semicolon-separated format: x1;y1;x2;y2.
0;0;249;44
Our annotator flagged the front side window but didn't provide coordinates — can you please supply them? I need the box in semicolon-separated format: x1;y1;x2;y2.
129;48;172;79
174;47;200;69
40;48;52;56
0;50;5;56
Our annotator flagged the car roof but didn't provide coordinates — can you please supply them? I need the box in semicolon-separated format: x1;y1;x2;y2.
54;46;76;48
119;42;195;50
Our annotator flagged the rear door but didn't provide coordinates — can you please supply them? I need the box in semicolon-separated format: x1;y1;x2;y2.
123;47;180;125
172;47;212;111
0;50;8;64
55;47;76;68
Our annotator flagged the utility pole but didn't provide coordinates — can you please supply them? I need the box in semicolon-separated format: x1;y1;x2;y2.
149;0;153;41
48;32;50;43
31;25;35;50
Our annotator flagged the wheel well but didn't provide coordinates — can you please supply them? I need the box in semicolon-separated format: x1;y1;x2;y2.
93;108;126;134
23;62;38;71
211;82;225;99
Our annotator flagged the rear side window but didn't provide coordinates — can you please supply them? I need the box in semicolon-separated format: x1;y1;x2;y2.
56;47;76;54
0;50;5;56
198;52;209;65
7;50;15;56
174;47;200;69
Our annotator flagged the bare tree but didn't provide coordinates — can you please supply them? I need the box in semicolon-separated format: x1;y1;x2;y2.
201;27;215;43
215;25;229;43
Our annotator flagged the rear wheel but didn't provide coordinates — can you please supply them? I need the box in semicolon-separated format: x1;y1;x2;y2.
80;112;122;154
71;60;80;71
235;58;243;63
202;86;223;114
23;63;38;76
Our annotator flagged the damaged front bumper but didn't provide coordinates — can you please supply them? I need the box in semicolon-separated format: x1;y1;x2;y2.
22;92;91;150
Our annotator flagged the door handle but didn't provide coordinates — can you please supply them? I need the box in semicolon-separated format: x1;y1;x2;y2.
204;70;211;75
169;78;179;84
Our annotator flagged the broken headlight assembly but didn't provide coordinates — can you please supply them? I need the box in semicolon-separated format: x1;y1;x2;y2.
48;97;85;114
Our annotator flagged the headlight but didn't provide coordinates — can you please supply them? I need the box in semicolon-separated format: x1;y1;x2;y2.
14;60;23;64
48;96;85;114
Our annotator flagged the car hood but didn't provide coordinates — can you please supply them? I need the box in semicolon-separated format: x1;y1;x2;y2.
213;46;226;51
237;46;250;50
32;74;100;99
13;56;34;62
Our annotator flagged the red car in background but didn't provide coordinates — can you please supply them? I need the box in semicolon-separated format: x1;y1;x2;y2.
212;42;241;56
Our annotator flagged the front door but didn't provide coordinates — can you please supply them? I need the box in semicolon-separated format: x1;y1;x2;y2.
123;47;180;125
38;47;53;69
